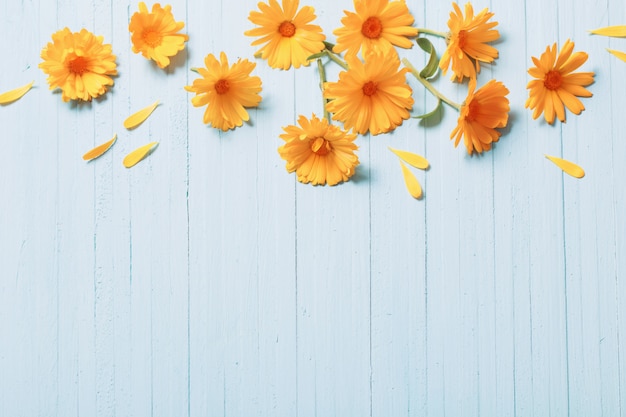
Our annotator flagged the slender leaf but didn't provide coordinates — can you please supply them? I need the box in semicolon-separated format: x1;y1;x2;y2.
545;154;585;178
416;37;439;79
412;98;441;120
388;147;429;170
306;51;326;61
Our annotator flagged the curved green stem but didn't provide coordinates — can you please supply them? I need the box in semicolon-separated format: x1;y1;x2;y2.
402;58;462;110
324;49;348;70
317;59;331;122
416;28;448;38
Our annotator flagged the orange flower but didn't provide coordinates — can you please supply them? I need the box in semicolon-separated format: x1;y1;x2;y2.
185;52;262;131
525;39;594;124
324;52;413;135
439;2;499;82
278;114;359;186
450;79;509;154
333;0;417;58
39;28;117;102
129;2;188;69
245;0;326;70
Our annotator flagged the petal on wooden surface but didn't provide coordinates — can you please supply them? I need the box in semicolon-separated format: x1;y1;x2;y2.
545;154;585;178
0;81;34;105
82;134;117;161
607;48;626;62
123;101;160;129
399;160;423;199
123;141;159;168
389;147;430;170
589;25;626;37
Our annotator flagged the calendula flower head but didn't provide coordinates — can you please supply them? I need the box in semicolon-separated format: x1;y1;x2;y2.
245;0;326;70
450;79;510;154
185;52;263;131
525;39;594;124
129;2;189;69
278;114;359;186
39;28;117;102
324;52;414;135
439;2;499;82
333;0;418;58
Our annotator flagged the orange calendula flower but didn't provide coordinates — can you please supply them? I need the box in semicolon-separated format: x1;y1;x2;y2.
245;0;326;70
278;114;359;186
185;52;262;131
450;79;510;154
525;40;594;124
324;52;414;135
439;2;499;82
333;0;417;58
39;28;117;102
129;2;188;69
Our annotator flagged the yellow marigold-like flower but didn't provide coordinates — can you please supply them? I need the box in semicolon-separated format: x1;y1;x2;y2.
439;2;499;82
245;0;326;70
39;28;117;102
324;52;414;135
185;52;262;131
333;0;418;58
450;79;510;154
525;39;594;124
129;2;189;69
278;114;359;186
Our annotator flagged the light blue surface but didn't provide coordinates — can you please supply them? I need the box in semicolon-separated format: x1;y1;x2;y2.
0;0;624;415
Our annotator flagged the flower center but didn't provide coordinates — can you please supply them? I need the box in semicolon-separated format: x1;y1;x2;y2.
310;137;331;156
361;16;383;39
362;81;378;96
214;79;230;95
457;30;468;48
279;21;296;38
544;70;563;90
68;56;89;75
142;29;162;47
465;100;480;122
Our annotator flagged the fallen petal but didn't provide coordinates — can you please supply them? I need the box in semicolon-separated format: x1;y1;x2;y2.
82;134;117;161
589;25;626;37
607;48;626;62
123;141;159;168
399;160;423;199
545;154;585;178
124;100;160;129
0;81;34;105
388;147;429;169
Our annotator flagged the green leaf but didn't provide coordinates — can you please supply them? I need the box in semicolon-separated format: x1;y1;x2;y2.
412;98;441;120
323;41;336;51
306;51;326;61
416;37;439;79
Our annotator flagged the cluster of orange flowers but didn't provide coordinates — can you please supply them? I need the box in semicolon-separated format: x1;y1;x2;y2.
5;0;596;189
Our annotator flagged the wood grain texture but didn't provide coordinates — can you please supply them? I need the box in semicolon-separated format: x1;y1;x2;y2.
0;0;624;416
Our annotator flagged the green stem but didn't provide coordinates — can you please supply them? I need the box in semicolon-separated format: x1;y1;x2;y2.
402;58;462;110
317;58;331;122
416;28;448;38
324;50;348;70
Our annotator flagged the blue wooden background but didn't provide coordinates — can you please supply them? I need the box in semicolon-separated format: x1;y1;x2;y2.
0;0;624;415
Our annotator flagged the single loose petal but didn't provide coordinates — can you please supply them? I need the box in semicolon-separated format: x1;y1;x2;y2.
399;160;422;199
0;81;34;105
589;25;626;37
545;154;585;178
83;134;117;161
123;141;159;168
607;48;626;62
388;147;429;169
124;101;159;129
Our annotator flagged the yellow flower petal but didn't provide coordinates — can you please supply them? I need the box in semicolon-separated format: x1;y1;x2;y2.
0;81;34;105
589;25;626;37
124;101;159;129
82;134;117;161
399;160;423;199
545;154;585;178
388;147;429;170
123;141;159;168
607;48;626;62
